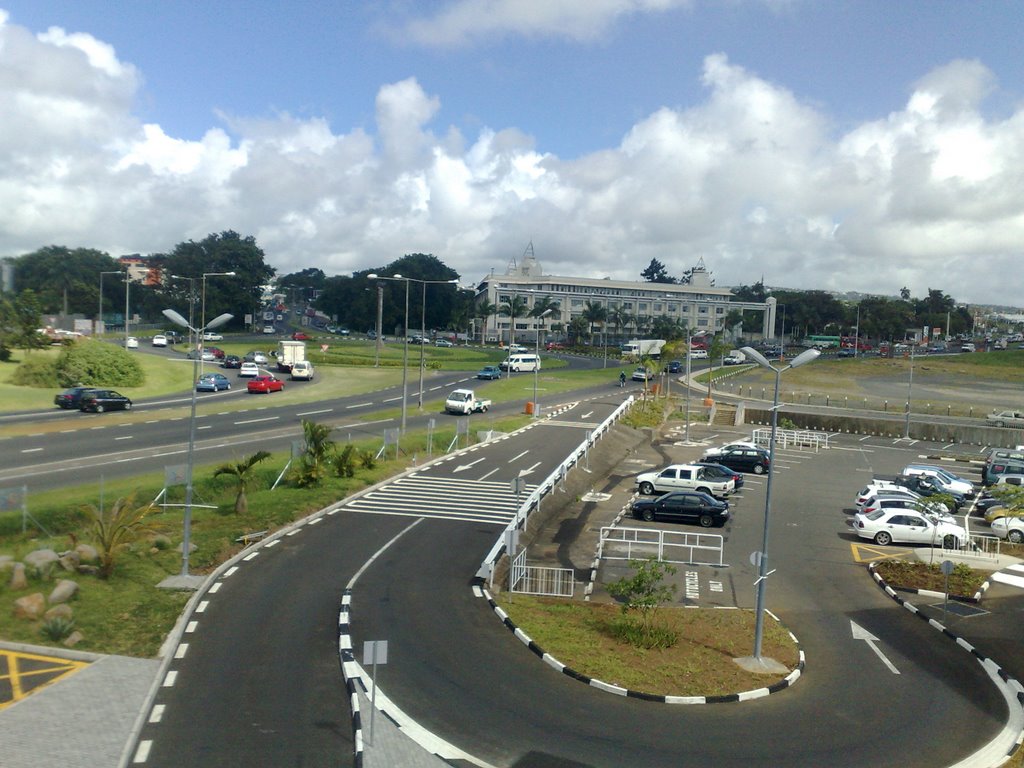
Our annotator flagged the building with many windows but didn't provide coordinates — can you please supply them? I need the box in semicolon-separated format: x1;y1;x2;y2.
473;247;765;344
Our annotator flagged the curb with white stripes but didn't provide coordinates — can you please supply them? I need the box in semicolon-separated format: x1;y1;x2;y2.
476;579;805;704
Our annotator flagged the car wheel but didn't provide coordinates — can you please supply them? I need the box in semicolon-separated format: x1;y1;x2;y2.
96;404;105;413
874;531;892;546
1008;529;1024;544
124;402;131;410
753;464;766;475
943;534;959;549
699;514;714;528
482;405;488;412
639;482;654;495
641;508;655;522
696;487;711;496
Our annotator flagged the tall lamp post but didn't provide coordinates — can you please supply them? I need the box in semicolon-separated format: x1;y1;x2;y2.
533;308;554;417
738;345;820;665
368;273;411;432
904;343;916;439
162;307;234;578
170;275;197;349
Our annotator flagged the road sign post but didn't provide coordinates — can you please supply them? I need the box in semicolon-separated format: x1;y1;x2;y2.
362;640;389;745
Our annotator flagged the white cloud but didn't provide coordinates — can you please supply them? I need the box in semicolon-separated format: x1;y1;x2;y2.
1;15;1023;306
393;0;691;47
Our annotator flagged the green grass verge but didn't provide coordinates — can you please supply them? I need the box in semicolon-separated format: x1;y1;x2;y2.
496;594;800;696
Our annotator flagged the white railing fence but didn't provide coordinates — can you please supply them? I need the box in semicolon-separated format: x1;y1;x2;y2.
752;427;830;451
598;526;725;566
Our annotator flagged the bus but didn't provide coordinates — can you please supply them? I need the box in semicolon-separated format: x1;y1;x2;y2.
805;334;841;349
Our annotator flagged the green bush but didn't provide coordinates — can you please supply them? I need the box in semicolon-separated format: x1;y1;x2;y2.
11;355;59;387
55;339;145;388
41;616;75;641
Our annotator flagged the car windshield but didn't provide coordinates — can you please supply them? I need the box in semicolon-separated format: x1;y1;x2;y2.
452;392;470;401
864;510;886;521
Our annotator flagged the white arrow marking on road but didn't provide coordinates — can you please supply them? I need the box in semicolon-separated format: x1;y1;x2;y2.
581;410;594;419
850;620;900;674
519;461;542;477
453;457;486;473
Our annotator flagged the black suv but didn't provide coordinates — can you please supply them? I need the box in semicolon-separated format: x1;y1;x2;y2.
79;390;132;413
703;446;770;474
630;492;730;528
54;386;98;409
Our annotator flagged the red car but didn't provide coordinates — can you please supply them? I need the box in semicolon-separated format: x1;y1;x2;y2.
247;375;284;394
292;331;311;341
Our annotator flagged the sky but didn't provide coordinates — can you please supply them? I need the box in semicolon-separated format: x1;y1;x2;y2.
1;1;1023;306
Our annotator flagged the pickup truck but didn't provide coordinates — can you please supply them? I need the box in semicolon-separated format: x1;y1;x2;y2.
634;463;734;499
987;410;1024;428
445;389;491;415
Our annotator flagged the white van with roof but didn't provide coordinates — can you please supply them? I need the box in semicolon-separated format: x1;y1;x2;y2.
901;464;974;496
499;354;541;372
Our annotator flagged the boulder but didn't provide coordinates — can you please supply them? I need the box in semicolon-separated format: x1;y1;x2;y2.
44;603;73;621
75;544;99;563
14;593;45;620
9;562;27;590
24;549;59;570
58;551;81;572
48;580;79;605
0;554;14;572
76;565;100;576
63;630;84;648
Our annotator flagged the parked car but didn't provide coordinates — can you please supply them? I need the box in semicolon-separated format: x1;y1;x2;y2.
54;386;98;409
703;440;759;458
630;491;730;528
837;348;856;358
860;496;956;524
901;464;974;496
723;350;746;365
125;336;139;349
634;463;734;499
222;355;242;369
247;375;284;394
238;362;260;377
289;361;314;381
477;365;502;380
196;373;231;392
631;366;651;382
989;516;1024;544
79;390;132;413
244;351;269;364
435;338;454;347
850;509;966;548
983;459;1024;486
151;334;168;347
987;410;1024;428
292;331;311;341
702;445;771;474
693;461;744;490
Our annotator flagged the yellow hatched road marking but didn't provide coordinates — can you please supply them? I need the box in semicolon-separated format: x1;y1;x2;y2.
0;649;89;709
850;542;913;563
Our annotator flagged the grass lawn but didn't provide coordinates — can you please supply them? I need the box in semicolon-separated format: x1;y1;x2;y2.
496;595;800;696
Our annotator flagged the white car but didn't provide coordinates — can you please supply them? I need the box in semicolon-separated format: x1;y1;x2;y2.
152;334;167;347
634;464;734;499
851;509;966;548
245;351;269;364
989;516;1024;544
631;367;651;382
688;349;708;359
202;332;223;341
238;362;259;377
859;496;955;524
262;325;276;335
125;337;138;349
290;361;314;381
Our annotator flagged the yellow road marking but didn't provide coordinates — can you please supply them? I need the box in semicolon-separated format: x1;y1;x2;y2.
0;649;89;709
850;542;913;563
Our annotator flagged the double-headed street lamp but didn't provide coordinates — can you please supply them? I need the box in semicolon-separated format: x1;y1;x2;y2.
162;306;234;579
738;345;820;666
413;277;460;409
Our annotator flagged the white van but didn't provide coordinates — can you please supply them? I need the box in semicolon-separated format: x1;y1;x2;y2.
499;354;541;372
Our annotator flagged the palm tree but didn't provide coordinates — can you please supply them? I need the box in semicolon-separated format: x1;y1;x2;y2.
476;300;498;345
530;296;561;321
608;306;629;346
566;316;589;346
499;295;529;346
724;309;744;341
295;420;335;487
82;494;153;579
214;450;271;515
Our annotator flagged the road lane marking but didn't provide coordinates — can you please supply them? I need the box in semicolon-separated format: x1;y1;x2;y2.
233;416;279;425
346;403;373;409
509;449;529;462
382;396;402;403
162;671;177;687
297;408;333;416
208;583;222;593
174;644;188;659
453;457;486;473
185;621;198;633
149;705;165;723
479;468;499;481
133;740;152;763
21;448;43;453
196;601;209;613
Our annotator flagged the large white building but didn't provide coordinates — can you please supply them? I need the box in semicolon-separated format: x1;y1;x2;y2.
473;247;768;344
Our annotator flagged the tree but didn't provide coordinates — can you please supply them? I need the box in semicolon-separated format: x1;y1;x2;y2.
83;494;153;579
278;268;326;307
499;295;529;346
723;309;744;340
607;306;630;345
214;450;271;515
607;557;678;649
581;300;607;338
294;420;335;487
566;316;589;346
651;315;684;341
900;287;912;301
10;246;120;317
530;296;561;321
475;300;498;345
640;258;675;284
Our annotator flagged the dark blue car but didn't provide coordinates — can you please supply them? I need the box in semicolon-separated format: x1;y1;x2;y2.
666;360;683;373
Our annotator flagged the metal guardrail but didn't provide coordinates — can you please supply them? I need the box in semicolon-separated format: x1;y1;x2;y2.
598;526;724;566
510;548;575;597
478;396;636;582
752;427;830;451
941;533;1001;562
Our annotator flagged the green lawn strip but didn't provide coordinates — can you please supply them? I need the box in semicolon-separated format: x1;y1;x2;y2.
496;595;799;697
0;419;530;656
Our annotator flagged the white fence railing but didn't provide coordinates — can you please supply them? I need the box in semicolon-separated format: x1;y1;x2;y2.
509;548;575;597
478;396;635;583
941;533;1001;562
752;427;830;451
598;526;725;566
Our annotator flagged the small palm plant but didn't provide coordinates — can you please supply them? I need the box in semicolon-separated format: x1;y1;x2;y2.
294;420;335;487
213;450;271;515
82;493;153;579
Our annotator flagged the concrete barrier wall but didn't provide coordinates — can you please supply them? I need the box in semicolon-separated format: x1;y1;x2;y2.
741;405;1024;448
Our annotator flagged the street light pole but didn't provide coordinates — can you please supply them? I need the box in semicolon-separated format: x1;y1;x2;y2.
200;271;235;375
98;271;120;336
738;346;820;665
904;344;916;439
161;308;233;578
533;308;553;417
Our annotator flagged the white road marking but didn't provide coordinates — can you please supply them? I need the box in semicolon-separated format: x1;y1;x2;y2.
174;644;188;659
224;566;238;577
208;582;222;593
850;620;900;674
132;740;152;763
21;448;43;453
509;449;530;463
162;671;178;687
479;468;499;482
297;408;333;416
234;416;279;425
185;621;198;633
149;705;165;723
196;600;209;613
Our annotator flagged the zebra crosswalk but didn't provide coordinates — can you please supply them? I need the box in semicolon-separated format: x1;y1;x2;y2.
344;473;537;525
991;563;1024;590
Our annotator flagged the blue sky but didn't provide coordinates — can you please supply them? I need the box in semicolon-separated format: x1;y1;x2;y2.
1;1;1022;305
